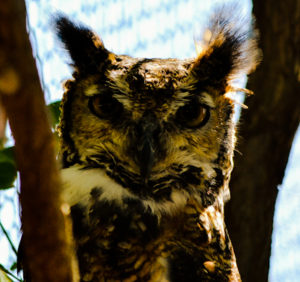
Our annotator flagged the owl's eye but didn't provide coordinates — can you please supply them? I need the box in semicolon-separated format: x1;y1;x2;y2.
89;94;123;119
176;99;210;128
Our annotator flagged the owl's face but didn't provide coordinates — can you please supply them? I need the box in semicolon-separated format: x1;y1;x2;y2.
56;15;259;208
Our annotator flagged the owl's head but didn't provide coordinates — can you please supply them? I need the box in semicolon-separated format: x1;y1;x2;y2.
55;9;260;204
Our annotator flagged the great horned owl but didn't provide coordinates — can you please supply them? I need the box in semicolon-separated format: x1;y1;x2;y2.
55;7;259;282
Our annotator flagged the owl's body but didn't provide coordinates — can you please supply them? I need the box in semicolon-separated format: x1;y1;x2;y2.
52;8;259;282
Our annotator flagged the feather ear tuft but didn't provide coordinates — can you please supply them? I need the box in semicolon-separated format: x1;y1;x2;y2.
54;14;111;72
192;5;261;88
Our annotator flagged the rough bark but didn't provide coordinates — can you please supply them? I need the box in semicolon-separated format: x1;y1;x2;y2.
226;0;300;281
0;1;79;281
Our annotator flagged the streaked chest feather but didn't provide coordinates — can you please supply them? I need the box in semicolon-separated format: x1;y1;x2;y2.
61;165;231;281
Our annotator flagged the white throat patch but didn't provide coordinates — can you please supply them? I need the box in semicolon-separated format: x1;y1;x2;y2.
60;165;190;217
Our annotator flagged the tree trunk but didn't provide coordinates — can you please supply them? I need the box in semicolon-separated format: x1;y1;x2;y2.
0;1;79;280
226;0;300;281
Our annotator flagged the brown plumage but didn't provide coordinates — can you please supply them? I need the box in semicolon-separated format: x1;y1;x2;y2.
22;6;260;281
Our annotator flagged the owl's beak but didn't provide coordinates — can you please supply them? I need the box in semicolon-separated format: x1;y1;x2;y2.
137;134;155;181
135;113;160;181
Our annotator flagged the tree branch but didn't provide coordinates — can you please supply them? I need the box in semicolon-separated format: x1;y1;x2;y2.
0;1;79;281
226;0;300;281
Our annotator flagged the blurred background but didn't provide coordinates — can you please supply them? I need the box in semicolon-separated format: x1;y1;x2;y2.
0;0;299;281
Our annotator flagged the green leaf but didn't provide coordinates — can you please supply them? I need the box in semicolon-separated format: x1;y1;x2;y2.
10;262;17;271
0;147;15;165
0;221;18;255
0;147;17;189
47;100;61;127
0;162;17;189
